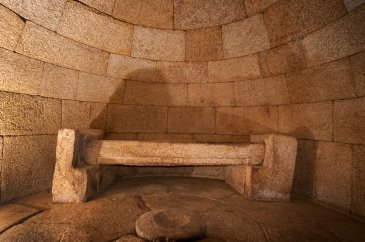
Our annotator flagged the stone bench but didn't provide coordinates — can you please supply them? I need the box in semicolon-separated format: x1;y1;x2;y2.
52;129;298;203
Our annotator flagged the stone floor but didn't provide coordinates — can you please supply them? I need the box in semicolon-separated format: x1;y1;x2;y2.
0;176;364;242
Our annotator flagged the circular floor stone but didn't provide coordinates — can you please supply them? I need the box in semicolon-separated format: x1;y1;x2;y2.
135;209;206;241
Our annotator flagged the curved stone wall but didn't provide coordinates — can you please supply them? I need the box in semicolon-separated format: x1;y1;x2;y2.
0;0;364;218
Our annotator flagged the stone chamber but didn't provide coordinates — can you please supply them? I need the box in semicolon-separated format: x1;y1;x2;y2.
0;0;364;241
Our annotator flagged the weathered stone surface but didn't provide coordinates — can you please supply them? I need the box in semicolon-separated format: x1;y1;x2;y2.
334;97;365;144
244;0;279;16
123;81;187;106
186;26;223;61
0;0;66;30
0;92;61;135
264;0;346;47
156;61;208;83
343;0;365;11
259;40;306;77
224;165;248;195
0;48;44;95
302;5;365;66
193;134;250;143
79;0;116;14
107;54;156;82
168;107;215;134
0;204;39;233
349;50;365;96
1;135;56;202
208;55;261;82
16;21;109;75
107;105;167;133
58;1;133;55
216;106;278;135
0;4;24;50
16;192;53;210
286;58;356;103
279;102;333;141
174;0;246;29
352;145;365;217
61;100;107;130
40;63;78;100
192;166;224;179
76;73;124;103
315;142;352;209
222;14;270;58
132;26;185;61
115;234;144;242
113;0;173;29
235;76;290;106
188;82;234;106
138;133;193;141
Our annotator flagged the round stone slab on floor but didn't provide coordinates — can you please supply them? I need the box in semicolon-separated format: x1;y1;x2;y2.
136;209;206;241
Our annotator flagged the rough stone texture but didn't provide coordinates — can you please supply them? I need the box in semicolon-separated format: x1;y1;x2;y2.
0;92;61;135
107;54;156;82
352;145;365;217
188;82;234;106
235;76;290;106
156;62;208;83
0;48;44;95
132;26;185;61
174;0;246;29
279;102;333;141
343;0;365;11
112;0;173;29
168;107;215;134
263;0;347;47
58;1;133;55
79;0;116;14
222;14;270;58
61;100;107;130
208;55;261;82
349;50;365;97
244;0;279;16
40;63;78;100
76;73;124;103
259;40;306;77
138;133;193;141
0;4;24;50
115;235;144;242
193;134;250;143
0;0;66;30
186;26;223;61
16;192;53;210
216;106;278;135
286;58;357;103
334;97;365;144
0;204;39;232
302;5;365;66
315;142;352;209
123;81;187;106
107;105;167;133
16;21;109;75
1;135;56;202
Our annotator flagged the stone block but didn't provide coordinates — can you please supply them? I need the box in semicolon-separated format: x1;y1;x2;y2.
334;97;365;144
123;81;187;106
286;58;356;103
264;0;346;47
0;0;66;30
216;106;278;135
259;40;306;77
168;107;215;134
279;102;333;141
0;4;24;50
222;14;270;58
193;134;250;143
343;0;365;11
352;145;365;216
0;48;43;95
244;0;279;16
1;135;56;202
174;0;245;29
40;63;78;100
79;0;116;14
132;26;185;61
186;26;223;61
16;21;109;75
192;167;224;179
61;100;107;130
302;5;365;66
112;0;173;29
188;82;234;106
107;105;167;133
315;142;352;209
0;204;39;232
0;92;61;135
105;133;139;140
76;73;124;103
156;62;208;83
107;54;156;82
138;133;193;141
58;1;133;55
349;50;365;96
235;76;290;106
208;55;261;82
